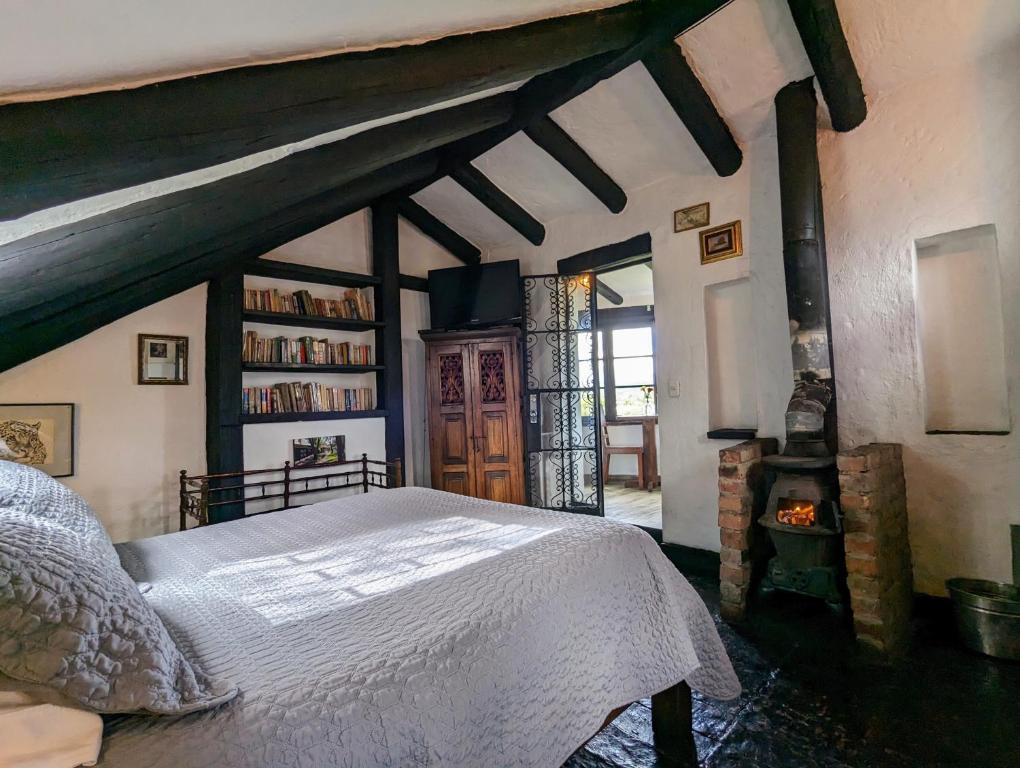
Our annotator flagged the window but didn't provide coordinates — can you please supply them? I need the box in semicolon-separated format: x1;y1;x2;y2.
587;325;655;419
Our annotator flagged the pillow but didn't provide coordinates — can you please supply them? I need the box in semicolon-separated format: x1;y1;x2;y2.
0;460;237;714
0;459;118;565
1;672;103;768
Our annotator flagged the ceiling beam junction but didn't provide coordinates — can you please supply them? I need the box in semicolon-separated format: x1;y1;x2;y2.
396;198;481;265
0;2;650;220
449;163;546;246
785;0;866;132
523;115;627;213
641;42;742;176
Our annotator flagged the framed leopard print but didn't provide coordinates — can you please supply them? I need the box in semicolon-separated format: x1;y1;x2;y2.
0;403;74;477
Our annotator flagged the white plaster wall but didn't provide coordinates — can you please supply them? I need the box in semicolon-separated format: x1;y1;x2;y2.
0;286;207;541
488;129;792;553
820;45;1020;594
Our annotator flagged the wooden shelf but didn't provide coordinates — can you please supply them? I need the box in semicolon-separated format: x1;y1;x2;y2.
245;261;380;288
242;363;383;374
242;409;387;424
242;310;382;332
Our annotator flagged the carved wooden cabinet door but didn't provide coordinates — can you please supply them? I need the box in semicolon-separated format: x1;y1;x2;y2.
423;329;524;505
470;338;524;504
427;342;475;497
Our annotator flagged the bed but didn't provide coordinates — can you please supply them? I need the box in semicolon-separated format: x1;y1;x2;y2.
101;487;740;767
4;474;740;767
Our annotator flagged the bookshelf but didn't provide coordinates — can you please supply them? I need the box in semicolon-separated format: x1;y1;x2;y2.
240;271;380;420
242;409;388;424
241;310;382;332
242;363;383;374
205;204;405;524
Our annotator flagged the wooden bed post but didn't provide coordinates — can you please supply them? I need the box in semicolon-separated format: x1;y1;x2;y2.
651;681;698;767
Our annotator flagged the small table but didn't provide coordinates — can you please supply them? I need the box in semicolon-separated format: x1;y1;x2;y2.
606;416;659;490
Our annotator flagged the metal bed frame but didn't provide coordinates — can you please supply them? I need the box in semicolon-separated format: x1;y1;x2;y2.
179;454;402;530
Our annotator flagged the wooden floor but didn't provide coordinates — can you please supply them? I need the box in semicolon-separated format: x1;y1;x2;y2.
603;483;661;528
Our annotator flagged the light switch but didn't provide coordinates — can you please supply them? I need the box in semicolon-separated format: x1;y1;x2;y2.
668;380;681;398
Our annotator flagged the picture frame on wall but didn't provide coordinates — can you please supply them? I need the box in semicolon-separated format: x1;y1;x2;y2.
700;220;743;264
0;403;75;477
292;435;345;467
674;201;710;233
138;334;189;385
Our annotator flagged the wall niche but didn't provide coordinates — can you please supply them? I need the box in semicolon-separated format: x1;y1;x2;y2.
914;224;1010;434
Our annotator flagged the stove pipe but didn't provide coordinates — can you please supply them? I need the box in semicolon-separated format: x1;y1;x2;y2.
775;78;837;456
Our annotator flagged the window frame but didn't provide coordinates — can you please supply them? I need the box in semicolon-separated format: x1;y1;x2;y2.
597;306;656;421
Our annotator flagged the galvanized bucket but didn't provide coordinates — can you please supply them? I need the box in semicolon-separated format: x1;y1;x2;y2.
946;578;1020;661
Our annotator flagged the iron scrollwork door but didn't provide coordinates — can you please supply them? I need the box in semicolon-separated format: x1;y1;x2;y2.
521;273;603;514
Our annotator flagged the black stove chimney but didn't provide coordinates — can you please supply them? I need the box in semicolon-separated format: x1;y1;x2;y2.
775;78;837;457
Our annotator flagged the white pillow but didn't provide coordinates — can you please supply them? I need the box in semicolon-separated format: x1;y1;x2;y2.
0;674;103;768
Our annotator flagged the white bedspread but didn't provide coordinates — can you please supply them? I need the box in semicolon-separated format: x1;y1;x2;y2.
103;488;739;767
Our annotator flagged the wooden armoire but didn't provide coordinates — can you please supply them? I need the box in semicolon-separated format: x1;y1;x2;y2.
420;327;525;504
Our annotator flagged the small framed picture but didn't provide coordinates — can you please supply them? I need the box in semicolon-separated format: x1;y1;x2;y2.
0;403;75;477
138;334;189;384
674;202;710;233
291;435;345;467
700;220;743;264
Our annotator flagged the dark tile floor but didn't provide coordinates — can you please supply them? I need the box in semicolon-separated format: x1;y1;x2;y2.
566;574;1019;768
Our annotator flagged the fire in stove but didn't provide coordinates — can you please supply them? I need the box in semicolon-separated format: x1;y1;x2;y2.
776;498;816;527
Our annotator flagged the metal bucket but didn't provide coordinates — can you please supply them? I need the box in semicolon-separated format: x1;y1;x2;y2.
946;578;1020;661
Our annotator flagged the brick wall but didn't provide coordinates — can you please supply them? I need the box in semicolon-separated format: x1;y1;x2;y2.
837;443;913;653
718;438;778;621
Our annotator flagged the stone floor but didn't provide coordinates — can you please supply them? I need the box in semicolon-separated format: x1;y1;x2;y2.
566;573;1018;768
604;484;662;529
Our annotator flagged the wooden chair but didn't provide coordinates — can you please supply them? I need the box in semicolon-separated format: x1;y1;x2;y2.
601;419;644;488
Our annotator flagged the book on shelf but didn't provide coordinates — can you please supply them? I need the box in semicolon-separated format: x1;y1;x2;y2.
242;383;375;415
244;286;374;321
242;330;372;366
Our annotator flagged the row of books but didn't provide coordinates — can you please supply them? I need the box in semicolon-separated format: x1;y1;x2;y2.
244;287;374;321
242;330;373;366
243;383;375;415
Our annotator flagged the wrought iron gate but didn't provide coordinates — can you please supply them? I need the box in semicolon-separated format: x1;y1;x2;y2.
521;273;603;514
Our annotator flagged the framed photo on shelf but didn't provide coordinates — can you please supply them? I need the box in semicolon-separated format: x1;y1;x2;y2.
674;201;710;232
291;435;345;467
138;334;189;384
699;220;743;264
0;403;75;477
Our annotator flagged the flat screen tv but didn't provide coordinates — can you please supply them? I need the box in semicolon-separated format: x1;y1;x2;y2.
428;260;522;331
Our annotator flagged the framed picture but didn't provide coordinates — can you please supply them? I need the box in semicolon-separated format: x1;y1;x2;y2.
291;435;345;468
138;334;189;384
674;202;710;232
0;403;75;477
700;220;743;264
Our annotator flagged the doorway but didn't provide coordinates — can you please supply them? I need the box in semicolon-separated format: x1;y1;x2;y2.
591;260;661;531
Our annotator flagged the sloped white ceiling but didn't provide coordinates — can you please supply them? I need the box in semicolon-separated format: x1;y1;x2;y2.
0;0;626;98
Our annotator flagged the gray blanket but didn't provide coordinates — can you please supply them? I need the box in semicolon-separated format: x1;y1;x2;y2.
102;488;739;767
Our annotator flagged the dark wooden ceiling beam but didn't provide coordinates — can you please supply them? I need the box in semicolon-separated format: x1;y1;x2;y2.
557;232;652;274
523;115;626;213
785;0;866;132
642;42;741;176
0;2;651;221
595;280;624;305
0;155;439;372
0;94;512;328
392;1;730;204
396;198;481;265
449;163;545;246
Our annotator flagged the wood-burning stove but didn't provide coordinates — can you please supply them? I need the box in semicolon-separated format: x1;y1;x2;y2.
758;452;844;606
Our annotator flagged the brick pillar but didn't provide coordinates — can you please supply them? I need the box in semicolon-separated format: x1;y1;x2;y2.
718;438;778;621
837;443;912;653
